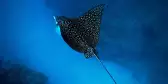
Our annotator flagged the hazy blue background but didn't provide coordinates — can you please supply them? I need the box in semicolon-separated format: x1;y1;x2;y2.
2;0;168;84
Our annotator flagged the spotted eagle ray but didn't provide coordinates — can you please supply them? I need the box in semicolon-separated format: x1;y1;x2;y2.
53;4;117;84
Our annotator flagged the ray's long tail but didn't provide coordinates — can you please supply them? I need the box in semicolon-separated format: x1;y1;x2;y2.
94;54;117;84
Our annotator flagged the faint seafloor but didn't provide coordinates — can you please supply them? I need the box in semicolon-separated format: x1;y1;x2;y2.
0;59;48;84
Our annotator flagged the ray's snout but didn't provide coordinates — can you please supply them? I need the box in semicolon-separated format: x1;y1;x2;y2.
56;16;67;26
53;16;63;26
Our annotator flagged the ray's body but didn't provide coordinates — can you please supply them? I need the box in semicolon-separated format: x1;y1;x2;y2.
54;4;117;84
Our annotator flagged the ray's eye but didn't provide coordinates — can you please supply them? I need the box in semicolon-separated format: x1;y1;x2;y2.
56;16;67;26
53;16;64;26
57;19;64;25
57;20;64;25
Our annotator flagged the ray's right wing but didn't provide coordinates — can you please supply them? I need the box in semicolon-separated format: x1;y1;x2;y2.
78;4;106;47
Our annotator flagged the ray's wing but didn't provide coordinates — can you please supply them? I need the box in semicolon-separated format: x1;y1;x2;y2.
58;17;86;53
78;4;105;47
61;27;86;53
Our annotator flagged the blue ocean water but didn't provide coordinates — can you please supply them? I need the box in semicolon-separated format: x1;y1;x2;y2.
2;0;168;84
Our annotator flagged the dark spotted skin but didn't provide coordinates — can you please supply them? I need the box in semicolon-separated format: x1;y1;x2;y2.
55;6;117;84
59;18;89;53
56;4;105;58
78;4;105;48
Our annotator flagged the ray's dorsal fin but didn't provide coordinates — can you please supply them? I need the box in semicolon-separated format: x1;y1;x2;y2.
84;47;98;59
